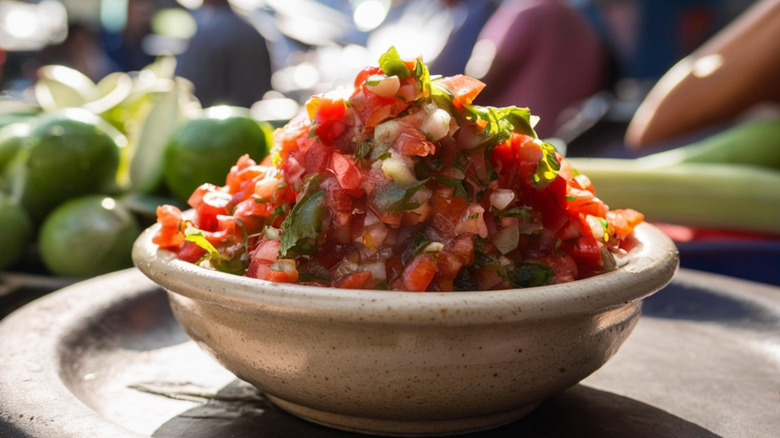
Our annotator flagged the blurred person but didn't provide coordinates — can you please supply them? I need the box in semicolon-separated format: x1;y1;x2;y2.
467;0;606;137
428;0;500;76
62;24;117;81
42;23;116;81
175;0;273;108
101;0;156;72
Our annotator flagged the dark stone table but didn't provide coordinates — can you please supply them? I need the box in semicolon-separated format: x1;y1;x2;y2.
1;268;778;437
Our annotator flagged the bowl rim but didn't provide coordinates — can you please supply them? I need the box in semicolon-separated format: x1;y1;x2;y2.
132;221;679;325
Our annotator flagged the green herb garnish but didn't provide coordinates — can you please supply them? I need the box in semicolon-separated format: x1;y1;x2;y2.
378;46;410;80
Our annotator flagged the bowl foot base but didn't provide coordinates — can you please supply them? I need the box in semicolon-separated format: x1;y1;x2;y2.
266;394;541;436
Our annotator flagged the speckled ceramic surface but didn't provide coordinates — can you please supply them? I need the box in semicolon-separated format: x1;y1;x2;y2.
132;222;678;436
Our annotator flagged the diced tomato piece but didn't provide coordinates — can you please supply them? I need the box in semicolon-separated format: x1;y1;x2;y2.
539;253;579;284
233;198;271;234
561;216;603;272
317;242;356;270
329;152;363;190
606;209;645;240
475;266;505;290
267;260;299;283
430;192;468;239
177;240;206;263
254;175;282;200
402;254;437;292
566;187;609;217
436;75;485;109
570;173;595;194
193;187;232;231
353;66;383;88
514;136;543;184
303;141;334;175
283;156;306;186
349;86;410;128
155;204;182;228
225;155;263;193
395;126;436;156
188;183;219;209
246;260;270;279
309;96;349;145
434;252;464;291
272;116;311;168
153;205;185;248
252;239;281;263
335;271;373;289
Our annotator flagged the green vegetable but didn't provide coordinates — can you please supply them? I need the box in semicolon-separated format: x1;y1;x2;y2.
0;122;31;175
38;196;140;277
412;56;431;97
569;158;780;234
464;105;538;142
533;141;561;188
373;179;429;213
184;229;247;275
279;188;327;257
507;263;555;288
569;119;780;233
2;109;124;223
636;119;780;170
378;46;410;80
0;194;32;269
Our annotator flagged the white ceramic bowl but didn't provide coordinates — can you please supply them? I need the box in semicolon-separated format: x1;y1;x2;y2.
133;222;678;436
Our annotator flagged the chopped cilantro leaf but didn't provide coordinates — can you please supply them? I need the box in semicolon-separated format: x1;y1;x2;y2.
378;46;410;79
356;140;372;161
279;183;327;256
507;263;554;288
373;179;430;213
532;142;561;187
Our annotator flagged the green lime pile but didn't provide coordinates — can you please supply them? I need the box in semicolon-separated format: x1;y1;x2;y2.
0;194;32;270
0;63;272;277
2;110;122;223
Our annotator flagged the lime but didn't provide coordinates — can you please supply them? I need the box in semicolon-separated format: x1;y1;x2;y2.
163;106;268;202
38;195;141;277
2;109;125;223
0;194;33;270
0;122;31;175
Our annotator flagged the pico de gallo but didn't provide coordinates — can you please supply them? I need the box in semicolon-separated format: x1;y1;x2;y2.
153;47;644;292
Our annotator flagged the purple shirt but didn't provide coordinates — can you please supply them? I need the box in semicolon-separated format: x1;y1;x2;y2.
475;0;605;137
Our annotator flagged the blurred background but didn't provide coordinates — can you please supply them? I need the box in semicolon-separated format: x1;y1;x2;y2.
0;0;760;132
1;0;778;308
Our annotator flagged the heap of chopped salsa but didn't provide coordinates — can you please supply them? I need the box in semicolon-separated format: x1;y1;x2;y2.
153;47;643;292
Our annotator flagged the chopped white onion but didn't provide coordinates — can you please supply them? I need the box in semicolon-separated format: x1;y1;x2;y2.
381;150;417;185
363;261;387;282
489;189;515;210
586;214;608;243
366;74;401;98
492;224;520;255
422;242;444;253
421;108;452;141
374;119;402;145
